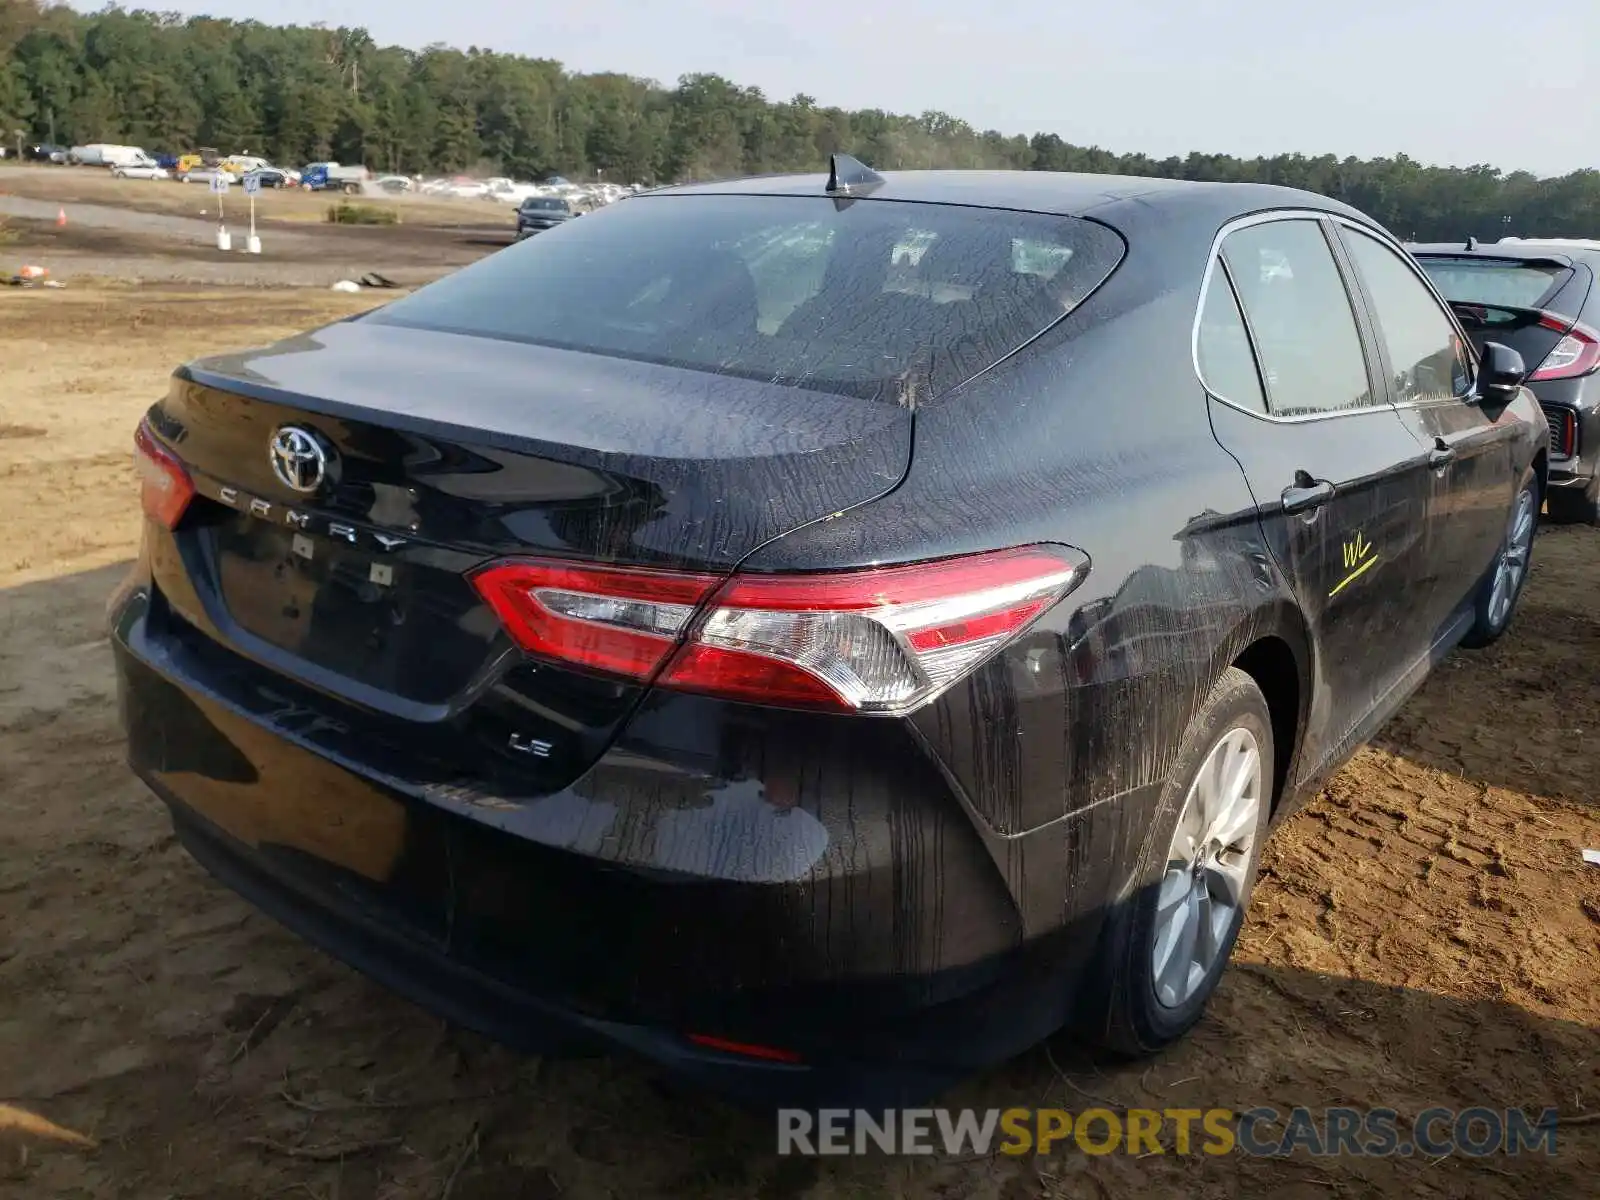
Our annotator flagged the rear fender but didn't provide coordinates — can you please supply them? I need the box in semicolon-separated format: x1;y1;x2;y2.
1203;597;1315;819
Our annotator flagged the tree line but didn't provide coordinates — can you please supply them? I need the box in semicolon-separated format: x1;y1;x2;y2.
2;1;1597;240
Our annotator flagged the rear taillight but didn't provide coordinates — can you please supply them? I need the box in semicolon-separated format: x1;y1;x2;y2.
1531;314;1600;380
470;559;720;679
133;418;194;529
470;545;1087;715
660;547;1085;713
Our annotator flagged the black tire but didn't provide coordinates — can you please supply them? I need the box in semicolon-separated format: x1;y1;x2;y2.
1545;478;1599;525
1461;471;1539;649
1080;666;1274;1056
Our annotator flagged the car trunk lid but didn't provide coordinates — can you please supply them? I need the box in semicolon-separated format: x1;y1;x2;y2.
153;318;911;789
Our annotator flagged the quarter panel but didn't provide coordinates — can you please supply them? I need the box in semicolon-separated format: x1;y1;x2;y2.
743;277;1298;860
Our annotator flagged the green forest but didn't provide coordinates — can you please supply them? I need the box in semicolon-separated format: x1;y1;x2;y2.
2;1;1598;239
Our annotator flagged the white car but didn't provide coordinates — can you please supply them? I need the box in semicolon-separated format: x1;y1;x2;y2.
112;163;171;181
485;179;543;204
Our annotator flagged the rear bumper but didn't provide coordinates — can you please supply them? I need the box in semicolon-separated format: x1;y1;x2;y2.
1546;464;1596;490
160;797;965;1108
111;570;1120;1106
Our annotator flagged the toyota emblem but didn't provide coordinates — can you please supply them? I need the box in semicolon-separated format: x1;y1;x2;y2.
269;426;331;493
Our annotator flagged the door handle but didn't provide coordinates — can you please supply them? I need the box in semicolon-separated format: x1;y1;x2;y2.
1282;476;1335;515
1428;438;1456;470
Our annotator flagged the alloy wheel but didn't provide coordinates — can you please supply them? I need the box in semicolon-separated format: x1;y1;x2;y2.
1152;726;1263;1008
1487;486;1536;629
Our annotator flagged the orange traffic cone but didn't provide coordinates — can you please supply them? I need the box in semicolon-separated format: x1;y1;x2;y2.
56;206;66;227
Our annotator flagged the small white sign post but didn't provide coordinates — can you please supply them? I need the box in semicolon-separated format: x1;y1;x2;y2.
242;172;262;253
210;172;232;251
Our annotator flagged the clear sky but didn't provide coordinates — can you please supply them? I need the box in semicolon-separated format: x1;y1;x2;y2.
80;0;1600;177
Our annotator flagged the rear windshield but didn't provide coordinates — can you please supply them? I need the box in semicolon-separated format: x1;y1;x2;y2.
522;198;569;211
1414;256;1569;309
370;194;1125;402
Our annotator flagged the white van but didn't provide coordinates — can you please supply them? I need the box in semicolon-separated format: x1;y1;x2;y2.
102;146;158;170
70;144;154;168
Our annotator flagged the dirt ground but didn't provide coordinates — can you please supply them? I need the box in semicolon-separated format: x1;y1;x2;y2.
1;289;1598;1200
0;166;509;286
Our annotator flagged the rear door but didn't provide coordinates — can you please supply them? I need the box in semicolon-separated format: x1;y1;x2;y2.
1200;215;1436;775
1336;225;1515;634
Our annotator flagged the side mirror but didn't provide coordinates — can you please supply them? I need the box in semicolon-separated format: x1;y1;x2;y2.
1479;341;1527;402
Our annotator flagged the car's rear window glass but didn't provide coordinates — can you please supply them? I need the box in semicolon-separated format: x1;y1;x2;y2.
371;194;1125;403
1414;256;1569;309
522;198;568;211
1196;267;1267;413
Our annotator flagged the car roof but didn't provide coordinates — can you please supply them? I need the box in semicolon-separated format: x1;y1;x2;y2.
646;169;1374;233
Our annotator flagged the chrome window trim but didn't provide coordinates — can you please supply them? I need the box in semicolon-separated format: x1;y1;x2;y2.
1194;255;1270;416
1191;208;1479;424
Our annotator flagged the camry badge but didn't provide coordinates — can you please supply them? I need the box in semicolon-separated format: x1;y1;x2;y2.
269;425;330;493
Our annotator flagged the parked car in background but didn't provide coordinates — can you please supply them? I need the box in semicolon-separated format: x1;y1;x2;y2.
514;195;575;237
374;175;414;194
112;162;170;181
25;143;68;163
221;155;270;176
115;161;1546;1108
243;166;294;189
178;167;223;187
486;178;543;204
1413;237;1600;523
443;176;490;199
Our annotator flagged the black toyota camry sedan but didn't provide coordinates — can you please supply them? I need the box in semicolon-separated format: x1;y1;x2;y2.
113;159;1546;1107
